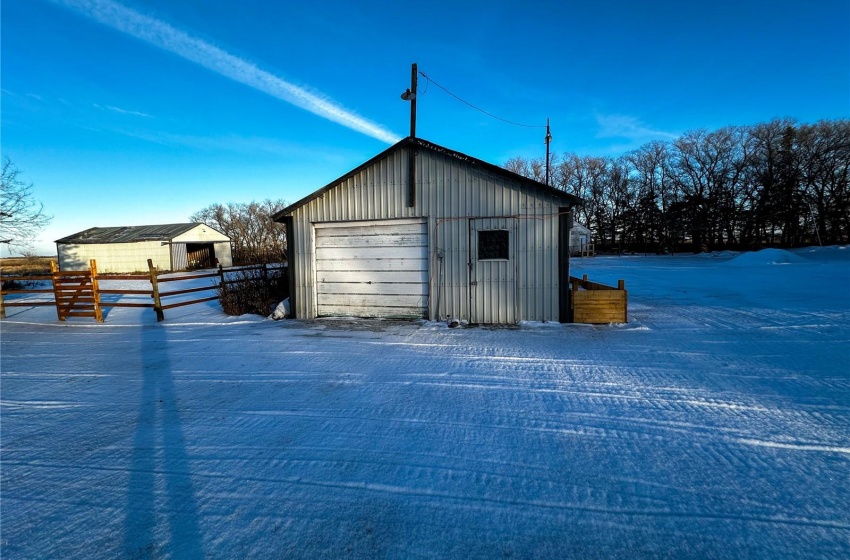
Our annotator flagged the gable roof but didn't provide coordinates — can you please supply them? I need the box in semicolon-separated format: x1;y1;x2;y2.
571;221;592;234
56;223;212;244
272;137;582;221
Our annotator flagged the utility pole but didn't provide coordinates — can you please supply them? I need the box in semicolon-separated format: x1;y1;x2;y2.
401;63;419;206
401;63;418;138
407;63;418;138
545;118;552;186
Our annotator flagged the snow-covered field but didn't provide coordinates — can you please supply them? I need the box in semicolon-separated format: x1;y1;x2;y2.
2;247;849;559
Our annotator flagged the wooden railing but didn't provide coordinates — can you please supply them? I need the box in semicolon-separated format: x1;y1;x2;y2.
569;274;628;324
0;273;55;317
0;259;281;323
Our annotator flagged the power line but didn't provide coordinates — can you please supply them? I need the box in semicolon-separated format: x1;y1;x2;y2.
418;71;547;129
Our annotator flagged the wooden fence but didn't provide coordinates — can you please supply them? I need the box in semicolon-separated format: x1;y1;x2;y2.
1;259;283;323
569;274;628;324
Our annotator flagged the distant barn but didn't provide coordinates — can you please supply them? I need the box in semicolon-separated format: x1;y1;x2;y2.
56;223;233;272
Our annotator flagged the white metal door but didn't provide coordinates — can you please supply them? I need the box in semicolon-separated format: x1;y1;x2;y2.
469;218;517;324
314;219;428;318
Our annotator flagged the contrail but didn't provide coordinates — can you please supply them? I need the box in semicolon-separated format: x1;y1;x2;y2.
52;0;401;143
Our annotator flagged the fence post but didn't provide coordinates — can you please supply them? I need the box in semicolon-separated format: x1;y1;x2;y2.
50;260;64;321
619;279;627;322
570;276;579;322
148;258;164;322
218;264;226;295
90;259;104;322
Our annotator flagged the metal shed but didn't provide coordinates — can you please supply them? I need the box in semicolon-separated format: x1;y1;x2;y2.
56;223;233;272
273;137;582;324
570;221;593;255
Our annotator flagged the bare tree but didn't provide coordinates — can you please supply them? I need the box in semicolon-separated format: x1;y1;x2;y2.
0;157;51;251
627;141;675;252
795;120;850;245
505;155;548;183
606;158;635;251
190;199;288;265
555;154;611;243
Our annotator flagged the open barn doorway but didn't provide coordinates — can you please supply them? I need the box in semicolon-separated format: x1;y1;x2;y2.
186;243;214;269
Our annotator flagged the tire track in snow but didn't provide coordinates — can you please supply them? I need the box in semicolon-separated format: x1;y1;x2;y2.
735;438;850;455
2;265;849;559
9;458;845;531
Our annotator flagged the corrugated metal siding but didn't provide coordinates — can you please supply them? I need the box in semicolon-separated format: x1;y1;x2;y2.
213;242;233;267
172;243;188;270
56;242;170;273
469;218;517;324
288;145;566;322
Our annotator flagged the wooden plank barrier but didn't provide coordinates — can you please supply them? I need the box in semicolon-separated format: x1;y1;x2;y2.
569;274;627;324
50;259;103;322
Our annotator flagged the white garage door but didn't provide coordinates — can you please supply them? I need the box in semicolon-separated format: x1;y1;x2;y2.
314;219;429;318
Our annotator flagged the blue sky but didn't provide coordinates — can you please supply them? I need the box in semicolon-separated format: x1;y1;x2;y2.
2;0;848;255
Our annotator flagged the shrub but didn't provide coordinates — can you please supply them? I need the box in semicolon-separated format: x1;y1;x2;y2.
217;265;288;317
2;279;30;291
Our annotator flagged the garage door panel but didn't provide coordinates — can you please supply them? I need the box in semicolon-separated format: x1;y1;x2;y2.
316;233;427;249
316;245;426;262
316;258;428;273
317;293;427;308
317;270;429;284
317;222;426;237
317;304;426;319
317;282;429;296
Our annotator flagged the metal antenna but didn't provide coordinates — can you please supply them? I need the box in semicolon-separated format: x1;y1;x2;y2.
545;118;552;186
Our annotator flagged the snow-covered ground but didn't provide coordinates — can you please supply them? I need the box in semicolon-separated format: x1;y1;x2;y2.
2;247;849;559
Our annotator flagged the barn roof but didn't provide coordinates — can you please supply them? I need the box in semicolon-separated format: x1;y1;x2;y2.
56;223;207;244
273;137;582;221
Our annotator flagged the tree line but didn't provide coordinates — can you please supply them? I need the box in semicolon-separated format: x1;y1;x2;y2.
190;200;288;265
506;119;850;253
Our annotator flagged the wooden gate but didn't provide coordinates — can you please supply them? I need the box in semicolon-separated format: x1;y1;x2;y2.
50;260;103;322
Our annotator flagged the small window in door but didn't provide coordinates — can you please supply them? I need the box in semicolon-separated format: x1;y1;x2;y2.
478;230;510;260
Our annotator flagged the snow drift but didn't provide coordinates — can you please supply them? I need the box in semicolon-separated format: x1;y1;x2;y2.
724;247;806;266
